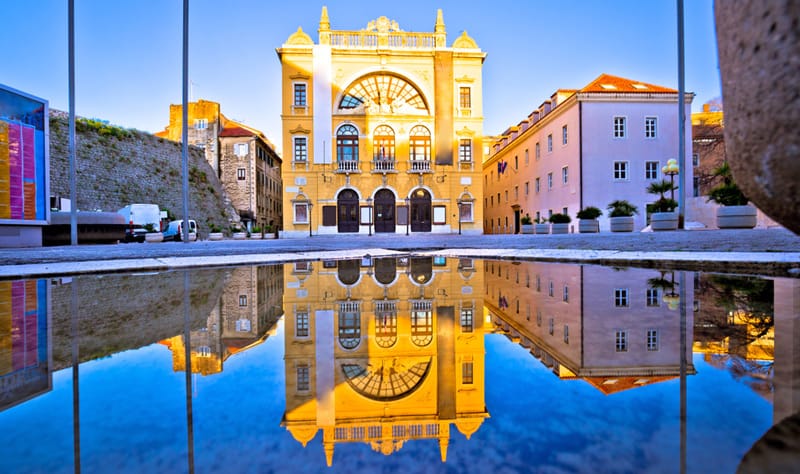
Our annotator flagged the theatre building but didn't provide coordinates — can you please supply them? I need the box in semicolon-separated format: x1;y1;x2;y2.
276;8;485;237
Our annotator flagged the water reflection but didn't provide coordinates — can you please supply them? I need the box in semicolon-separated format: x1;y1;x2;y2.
0;259;797;473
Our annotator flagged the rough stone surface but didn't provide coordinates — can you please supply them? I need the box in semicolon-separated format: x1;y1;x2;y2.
48;111;241;237
715;0;800;234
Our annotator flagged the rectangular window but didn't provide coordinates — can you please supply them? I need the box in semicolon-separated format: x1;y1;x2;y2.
236;319;251;332
536;309;542;326
645;161;659;180
459;139;472;162
646;288;660;307
563;285;569;302
459;202;473;222
462;362;474;384
613;161;629;180
645;117;657;138
297;366;310;392
296;311;309;337
460;308;474;333
614;116;626;138
525;182;529;195
547;173;553;190
525;149;529;164
293;137;308;162
692;153;700;167
535;142;541;160
234;142;249;157
562;125;568;145
459;87;472;109
547;134;553;152
535;177;540;193
548;281;554;297
548;318;554;335
239;295;247;307
294;83;307;107
564;325;569;344
562;166;568;185
294;202;309;224
647;329;659;351
615;330;628;352
615;288;630;307
237;168;246;180
514;186;519;200
194;118;207;130
536;275;541;292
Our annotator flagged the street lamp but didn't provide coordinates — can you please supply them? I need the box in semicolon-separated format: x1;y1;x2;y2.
307;201;313;237
456;199;463;235
405;197;410;236
366;197;373;236
662;158;679;202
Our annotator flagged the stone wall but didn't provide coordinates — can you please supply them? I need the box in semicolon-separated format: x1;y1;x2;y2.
48;111;240;236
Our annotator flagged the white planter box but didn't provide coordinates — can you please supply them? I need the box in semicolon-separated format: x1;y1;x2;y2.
578;219;599;233
208;232;224;241
609;216;635;232
650;212;679;231
717;205;757;229
534;223;550;234
550;223;570;234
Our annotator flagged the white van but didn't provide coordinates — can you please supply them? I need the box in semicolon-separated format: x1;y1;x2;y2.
162;219;197;241
117;204;164;242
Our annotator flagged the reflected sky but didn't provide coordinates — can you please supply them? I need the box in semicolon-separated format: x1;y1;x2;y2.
0;259;794;473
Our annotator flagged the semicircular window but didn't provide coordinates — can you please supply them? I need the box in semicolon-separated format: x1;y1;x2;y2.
339;73;429;113
374;258;397;285
337;258;361;286
341;357;432;401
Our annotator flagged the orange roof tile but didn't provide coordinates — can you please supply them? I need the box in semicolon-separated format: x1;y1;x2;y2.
580;73;677;93
219;126;255;137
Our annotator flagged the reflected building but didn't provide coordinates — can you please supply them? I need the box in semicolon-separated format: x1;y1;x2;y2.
281;256;488;466
162;265;284;376
484;261;695;394
0;279;50;412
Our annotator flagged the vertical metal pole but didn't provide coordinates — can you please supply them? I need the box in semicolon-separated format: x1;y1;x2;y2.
70;280;81;473
181;0;191;243
68;0;77;245
679;270;687;474
183;271;195;473
677;0;686;228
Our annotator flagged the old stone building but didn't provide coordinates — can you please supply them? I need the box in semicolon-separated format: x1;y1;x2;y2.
276;8;485;237
156;100;282;232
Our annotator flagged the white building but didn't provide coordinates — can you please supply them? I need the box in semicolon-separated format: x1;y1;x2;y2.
484;74;694;233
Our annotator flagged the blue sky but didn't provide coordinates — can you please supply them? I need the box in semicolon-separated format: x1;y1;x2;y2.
1;1;720;152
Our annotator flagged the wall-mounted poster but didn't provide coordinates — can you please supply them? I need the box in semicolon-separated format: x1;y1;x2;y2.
433;205;446;225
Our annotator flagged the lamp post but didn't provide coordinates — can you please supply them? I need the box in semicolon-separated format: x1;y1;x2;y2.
456;199;463;235
662;158;680;202
366;197;373;236
405;197;410;236
307;202;313;237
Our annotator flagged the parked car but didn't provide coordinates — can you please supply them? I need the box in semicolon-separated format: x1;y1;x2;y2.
162;219;197;241
117;203;164;243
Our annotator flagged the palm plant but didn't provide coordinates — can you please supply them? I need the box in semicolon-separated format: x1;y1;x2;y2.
646;180;678;213
708;162;749;206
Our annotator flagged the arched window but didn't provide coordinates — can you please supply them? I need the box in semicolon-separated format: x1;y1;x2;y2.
337;124;359;162
373;125;395;161
338;302;361;350
411;308;433;347
409;125;431;161
339;73;429;114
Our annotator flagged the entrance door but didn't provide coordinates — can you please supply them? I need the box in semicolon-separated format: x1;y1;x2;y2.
410;188;431;232
514;209;521;234
337;189;359;233
374;189;396;233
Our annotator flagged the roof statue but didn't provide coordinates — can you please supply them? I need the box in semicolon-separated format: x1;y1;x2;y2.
286;26;313;45
365;16;402;33
452;30;478;49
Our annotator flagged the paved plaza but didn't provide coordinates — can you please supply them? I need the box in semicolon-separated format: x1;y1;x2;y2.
0;228;798;279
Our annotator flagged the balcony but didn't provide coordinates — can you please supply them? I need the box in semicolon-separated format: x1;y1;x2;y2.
335;160;361;174
458;159;474;171
371;159;397;174
407;160;432;174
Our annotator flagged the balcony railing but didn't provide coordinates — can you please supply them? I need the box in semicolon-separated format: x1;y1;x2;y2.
408;160;432;174
335;160;361;174
371;159;397;173
329;31;437;49
458;159;474;171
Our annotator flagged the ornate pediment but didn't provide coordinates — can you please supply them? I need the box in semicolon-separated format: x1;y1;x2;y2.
364;16;402;33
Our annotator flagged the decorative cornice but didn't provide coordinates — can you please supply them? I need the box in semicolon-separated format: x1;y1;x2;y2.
290;125;311;135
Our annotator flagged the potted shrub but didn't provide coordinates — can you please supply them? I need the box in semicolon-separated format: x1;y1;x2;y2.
263;224;276;239
231;225;247;240
549;213;571;234
534;216;550;235
708;162;756;229
607;200;638;232
143;223;163;243
250;225;263;239
208;223;224;241
520;214;534;234
646;180;679;231
576;206;602;233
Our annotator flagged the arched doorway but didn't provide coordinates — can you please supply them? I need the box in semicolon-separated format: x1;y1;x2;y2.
410;188;431;232
337;189;359;233
374;189;396;233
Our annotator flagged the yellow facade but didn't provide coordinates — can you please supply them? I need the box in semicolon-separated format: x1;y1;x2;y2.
281;256;488;466
277;8;485;237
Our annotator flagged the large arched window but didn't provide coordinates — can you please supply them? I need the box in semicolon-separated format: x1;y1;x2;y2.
338;301;361;350
339;73;429;114
373;125;395;161
337;124;359;162
409;125;431;161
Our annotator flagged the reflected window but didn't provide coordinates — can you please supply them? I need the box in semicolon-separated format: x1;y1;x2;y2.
409;258;433;285
548;281;554;297
460;307;474;333
296;311;309;338
239;295;247;307
615;330;628;352
647;329;659;351
411;302;433;347
375;302;397;348
562;286;569;302
236;319;251;332
548;318;554;335
615;288;629;307
338;302;361;349
462;361;474;385
374;258;397;285
536;310;542;327
564;325;569;344
338;259;361;286
297;366;310;392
